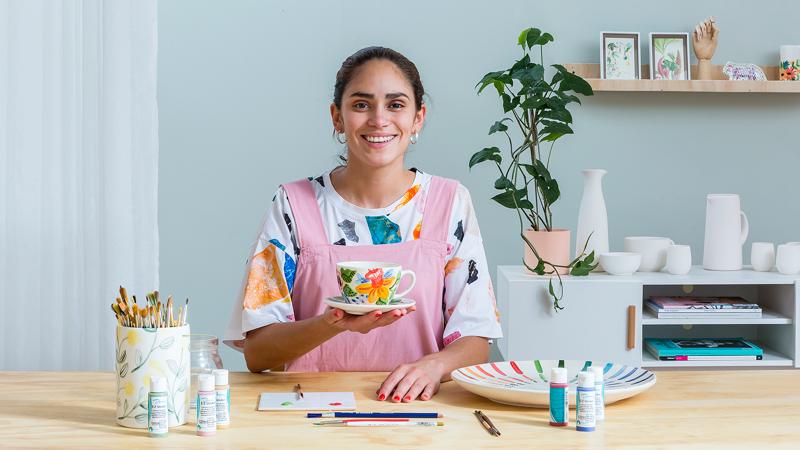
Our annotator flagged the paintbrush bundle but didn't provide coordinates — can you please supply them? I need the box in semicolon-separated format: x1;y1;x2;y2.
111;286;189;328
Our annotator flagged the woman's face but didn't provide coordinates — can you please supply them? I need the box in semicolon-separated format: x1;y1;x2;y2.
331;59;426;170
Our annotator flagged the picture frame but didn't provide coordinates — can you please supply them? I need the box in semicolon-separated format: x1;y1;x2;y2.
600;32;641;79
649;32;691;80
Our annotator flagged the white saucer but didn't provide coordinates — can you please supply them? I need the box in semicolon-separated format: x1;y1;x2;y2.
323;296;416;316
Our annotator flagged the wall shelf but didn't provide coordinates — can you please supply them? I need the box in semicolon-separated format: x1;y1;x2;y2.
563;63;800;93
642;308;793;326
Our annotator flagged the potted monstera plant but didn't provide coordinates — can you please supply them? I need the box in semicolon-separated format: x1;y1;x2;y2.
470;27;596;310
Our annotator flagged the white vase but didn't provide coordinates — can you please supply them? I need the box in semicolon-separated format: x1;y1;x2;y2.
115;325;190;428
575;169;609;260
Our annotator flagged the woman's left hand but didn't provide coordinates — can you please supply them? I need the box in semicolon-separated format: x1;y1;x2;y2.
376;358;445;402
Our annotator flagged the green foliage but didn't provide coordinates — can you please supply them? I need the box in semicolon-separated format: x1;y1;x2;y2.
469;27;598;311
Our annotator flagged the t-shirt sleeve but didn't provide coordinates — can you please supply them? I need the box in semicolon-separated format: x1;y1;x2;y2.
441;183;503;347
223;187;299;352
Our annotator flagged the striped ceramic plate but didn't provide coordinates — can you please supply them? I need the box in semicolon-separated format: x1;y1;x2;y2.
451;360;656;408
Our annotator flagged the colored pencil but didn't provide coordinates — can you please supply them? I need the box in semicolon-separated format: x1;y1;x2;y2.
307;412;443;419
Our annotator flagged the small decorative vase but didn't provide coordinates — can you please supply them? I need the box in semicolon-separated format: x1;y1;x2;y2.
523;228;571;275
575;169;609;262
115;325;190;428
780;45;800;81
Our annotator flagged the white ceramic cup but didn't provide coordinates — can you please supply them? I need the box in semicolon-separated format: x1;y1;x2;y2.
751;242;776;272
623;237;674;272
776;243;800;275
666;244;692;275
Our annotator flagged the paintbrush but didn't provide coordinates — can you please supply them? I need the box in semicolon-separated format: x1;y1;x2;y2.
167;295;174;327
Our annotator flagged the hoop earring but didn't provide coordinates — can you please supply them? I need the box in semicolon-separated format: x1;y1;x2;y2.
410;132;419;145
336;132;347;144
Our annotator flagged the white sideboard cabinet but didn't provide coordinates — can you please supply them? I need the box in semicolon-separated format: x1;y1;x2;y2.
496;265;799;369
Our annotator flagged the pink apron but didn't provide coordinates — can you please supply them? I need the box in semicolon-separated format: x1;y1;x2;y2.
280;176;457;372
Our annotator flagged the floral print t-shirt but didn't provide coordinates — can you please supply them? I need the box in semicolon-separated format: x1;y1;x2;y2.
223;168;503;351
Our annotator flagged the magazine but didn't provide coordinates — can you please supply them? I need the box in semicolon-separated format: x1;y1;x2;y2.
657;355;763;361
647;296;760;311
645;302;762;319
644;337;764;358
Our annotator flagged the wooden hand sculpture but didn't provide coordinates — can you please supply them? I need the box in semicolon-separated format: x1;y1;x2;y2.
692;16;719;80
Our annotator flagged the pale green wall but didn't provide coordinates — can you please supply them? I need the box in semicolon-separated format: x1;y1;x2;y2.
159;0;800;370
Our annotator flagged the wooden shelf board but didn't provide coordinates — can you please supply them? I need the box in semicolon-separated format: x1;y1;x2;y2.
564;63;800;93
642;343;793;368
642;308;793;325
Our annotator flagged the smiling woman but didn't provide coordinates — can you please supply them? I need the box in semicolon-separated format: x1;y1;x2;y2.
223;46;502;404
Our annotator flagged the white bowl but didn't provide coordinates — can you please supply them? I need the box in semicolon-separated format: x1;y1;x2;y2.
600;252;642;275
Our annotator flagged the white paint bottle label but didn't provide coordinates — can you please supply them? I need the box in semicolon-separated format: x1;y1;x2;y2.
196;390;217;436
216;387;230;427
576;386;596;432
147;393;168;436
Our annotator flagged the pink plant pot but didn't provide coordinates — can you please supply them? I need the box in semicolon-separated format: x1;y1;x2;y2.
522;228;571;275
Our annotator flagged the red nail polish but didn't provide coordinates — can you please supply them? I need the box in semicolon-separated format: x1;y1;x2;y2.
404;395;411;401
378;393;386;400
393;395;400;401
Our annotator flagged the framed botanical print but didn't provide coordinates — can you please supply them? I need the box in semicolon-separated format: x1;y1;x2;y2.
649;32;691;80
601;32;640;79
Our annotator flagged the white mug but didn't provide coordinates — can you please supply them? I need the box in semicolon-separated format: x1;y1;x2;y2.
776;243;800;275
666;244;692;275
751;242;775;272
624;236;674;272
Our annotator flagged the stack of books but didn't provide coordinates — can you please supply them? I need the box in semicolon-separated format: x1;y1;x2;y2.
645;296;762;319
644;337;764;361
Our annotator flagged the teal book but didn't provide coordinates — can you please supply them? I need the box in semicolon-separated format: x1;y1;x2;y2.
644;338;763;357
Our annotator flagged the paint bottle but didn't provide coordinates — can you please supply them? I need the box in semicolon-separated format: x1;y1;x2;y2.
549;367;569;426
213;369;230;429
196;374;217;436
147;376;168;437
576;371;596;432
590;366;605;422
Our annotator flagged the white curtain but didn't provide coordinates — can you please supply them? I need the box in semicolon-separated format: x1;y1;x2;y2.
0;0;159;370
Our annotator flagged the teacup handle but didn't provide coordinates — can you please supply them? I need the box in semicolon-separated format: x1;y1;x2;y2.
740;211;749;245
394;270;416;299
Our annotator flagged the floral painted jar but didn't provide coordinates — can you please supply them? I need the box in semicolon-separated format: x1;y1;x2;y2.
115;325;190;428
780;45;800;81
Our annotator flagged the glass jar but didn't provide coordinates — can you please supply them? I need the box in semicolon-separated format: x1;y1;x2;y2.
188;334;224;410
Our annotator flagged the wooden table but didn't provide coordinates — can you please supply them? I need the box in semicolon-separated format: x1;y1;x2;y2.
1;370;798;448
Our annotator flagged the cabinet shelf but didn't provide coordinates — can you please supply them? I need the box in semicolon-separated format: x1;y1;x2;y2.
642;308;793;325
563;63;800;93
642;343;793;368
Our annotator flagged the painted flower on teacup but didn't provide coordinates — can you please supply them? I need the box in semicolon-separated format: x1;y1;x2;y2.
338;267;398;304
357;268;398;304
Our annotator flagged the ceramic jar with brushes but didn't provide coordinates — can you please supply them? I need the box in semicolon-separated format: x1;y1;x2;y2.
112;286;190;428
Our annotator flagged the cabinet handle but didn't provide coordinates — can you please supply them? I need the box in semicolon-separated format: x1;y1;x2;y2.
627;305;636;350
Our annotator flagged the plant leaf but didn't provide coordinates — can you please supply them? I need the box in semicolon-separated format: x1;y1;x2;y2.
491;188;528;209
525;28;543;49
494;175;514;190
533;259;546;275
488;119;511;135
520;97;547;109
541;179;560;205
116;349;126;365
539;109;573;124
469;147;502;169
532;32;554;46
119;362;129;378
476;70;506;94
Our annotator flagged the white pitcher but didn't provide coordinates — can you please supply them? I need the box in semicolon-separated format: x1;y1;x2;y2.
702;194;749;271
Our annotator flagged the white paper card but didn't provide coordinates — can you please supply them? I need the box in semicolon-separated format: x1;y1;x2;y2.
257;392;356;411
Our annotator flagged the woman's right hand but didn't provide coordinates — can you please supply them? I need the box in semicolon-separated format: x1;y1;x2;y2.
322;306;416;334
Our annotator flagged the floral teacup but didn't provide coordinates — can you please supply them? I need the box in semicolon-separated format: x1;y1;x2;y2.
336;261;416;305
